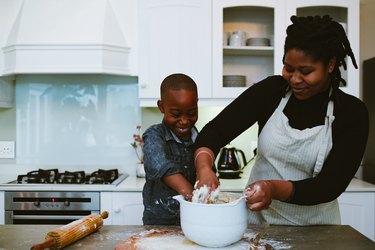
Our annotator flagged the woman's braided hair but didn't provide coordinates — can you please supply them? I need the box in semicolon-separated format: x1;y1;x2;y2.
283;15;357;90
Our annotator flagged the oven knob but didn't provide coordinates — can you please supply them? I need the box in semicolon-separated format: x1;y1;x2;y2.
34;201;40;207
64;200;70;206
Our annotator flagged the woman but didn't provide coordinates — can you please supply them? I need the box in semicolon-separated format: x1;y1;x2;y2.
194;15;369;225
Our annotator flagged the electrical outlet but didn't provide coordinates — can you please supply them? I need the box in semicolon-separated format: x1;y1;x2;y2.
0;141;15;158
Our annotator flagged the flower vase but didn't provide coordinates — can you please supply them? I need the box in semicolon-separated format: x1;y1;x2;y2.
136;163;146;178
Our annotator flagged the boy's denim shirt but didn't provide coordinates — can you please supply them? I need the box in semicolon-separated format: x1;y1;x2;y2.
142;122;198;225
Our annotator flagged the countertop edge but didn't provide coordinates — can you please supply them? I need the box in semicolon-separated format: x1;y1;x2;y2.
1;176;375;192
1;161;375;193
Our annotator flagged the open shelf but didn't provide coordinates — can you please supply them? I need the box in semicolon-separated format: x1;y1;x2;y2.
224;46;274;56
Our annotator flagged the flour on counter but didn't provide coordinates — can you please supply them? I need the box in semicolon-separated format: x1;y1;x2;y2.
244;232;292;249
132;231;249;250
115;229;292;250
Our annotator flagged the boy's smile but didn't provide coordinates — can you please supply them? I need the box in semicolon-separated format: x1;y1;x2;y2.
158;89;198;141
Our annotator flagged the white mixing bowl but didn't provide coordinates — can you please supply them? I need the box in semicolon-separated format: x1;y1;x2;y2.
173;193;248;247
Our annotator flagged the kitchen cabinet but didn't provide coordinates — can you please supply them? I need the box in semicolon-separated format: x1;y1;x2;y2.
101;192;143;225
338;192;375;241
213;0;359;99
212;0;286;98
286;0;360;98
138;0;212;106
0;191;4;224
139;0;360;106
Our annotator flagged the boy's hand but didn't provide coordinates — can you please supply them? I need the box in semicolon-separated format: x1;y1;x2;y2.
163;173;193;197
196;167;219;190
194;147;218;189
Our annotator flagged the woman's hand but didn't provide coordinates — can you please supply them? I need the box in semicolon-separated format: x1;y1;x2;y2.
245;181;273;211
245;180;294;211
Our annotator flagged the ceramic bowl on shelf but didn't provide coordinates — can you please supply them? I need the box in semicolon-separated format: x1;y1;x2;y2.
223;75;246;87
246;37;271;46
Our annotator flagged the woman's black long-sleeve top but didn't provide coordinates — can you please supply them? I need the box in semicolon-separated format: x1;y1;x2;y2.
194;76;369;205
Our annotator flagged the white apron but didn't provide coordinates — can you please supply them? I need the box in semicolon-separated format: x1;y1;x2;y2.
248;90;340;225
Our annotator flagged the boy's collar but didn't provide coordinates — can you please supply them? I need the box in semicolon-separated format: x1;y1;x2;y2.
162;122;197;144
170;127;198;145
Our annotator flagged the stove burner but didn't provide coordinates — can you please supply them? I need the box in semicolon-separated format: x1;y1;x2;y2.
86;169;119;184
16;168;120;185
17;169;59;184
57;171;86;184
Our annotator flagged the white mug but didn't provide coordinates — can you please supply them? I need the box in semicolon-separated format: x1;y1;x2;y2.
232;31;246;46
229;34;242;46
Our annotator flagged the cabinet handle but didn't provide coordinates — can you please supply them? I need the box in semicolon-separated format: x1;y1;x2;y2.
140;83;147;89
114;207;121;213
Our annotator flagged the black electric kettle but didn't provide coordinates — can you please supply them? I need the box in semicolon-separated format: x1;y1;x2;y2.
217;146;247;179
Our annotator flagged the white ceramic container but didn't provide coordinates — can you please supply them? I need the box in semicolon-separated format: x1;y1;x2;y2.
173;193;248;248
229;30;247;46
136;163;145;178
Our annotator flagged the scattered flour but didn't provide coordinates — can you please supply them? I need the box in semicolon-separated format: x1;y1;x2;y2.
243;232;292;249
118;229;292;250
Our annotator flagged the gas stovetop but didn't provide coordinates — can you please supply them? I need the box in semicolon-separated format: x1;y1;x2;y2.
8;168;128;185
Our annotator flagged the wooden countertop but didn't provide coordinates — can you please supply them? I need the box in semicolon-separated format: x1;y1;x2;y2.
1;224;374;249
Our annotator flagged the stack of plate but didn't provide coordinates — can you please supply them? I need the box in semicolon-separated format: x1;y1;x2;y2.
223;75;246;87
246;37;271;46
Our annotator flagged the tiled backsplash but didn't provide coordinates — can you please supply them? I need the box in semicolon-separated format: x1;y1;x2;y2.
15;74;140;167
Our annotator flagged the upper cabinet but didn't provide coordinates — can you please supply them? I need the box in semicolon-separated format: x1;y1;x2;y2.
212;0;286;98
139;0;360;106
138;0;212;106
286;0;360;98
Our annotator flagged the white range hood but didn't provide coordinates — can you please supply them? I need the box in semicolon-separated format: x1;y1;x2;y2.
2;0;131;75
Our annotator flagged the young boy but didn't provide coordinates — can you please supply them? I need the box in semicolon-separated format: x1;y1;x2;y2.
142;73;199;225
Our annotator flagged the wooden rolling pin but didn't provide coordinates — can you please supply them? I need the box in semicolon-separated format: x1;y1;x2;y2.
31;211;109;250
